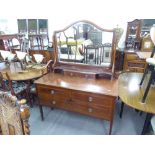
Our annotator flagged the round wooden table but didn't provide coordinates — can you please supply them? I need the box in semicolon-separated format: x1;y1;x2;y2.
0;62;44;81
118;72;155;134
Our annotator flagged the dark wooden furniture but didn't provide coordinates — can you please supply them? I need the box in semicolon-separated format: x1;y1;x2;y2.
0;34;24;51
125;19;142;50
53;20;117;79
35;72;118;134
118;72;155;134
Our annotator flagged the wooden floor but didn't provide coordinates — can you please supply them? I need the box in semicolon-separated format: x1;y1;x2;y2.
29;100;151;135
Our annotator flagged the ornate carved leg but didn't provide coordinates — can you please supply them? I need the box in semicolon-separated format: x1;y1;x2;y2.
19;99;30;135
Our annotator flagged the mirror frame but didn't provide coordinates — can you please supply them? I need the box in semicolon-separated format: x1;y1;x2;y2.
52;20;116;79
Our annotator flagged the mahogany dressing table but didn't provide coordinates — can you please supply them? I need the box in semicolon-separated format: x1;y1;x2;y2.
34;20;118;134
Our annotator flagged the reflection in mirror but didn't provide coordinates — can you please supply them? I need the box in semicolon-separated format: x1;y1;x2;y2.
54;21;115;67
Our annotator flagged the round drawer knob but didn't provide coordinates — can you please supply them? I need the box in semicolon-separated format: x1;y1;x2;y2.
51;90;55;94
52;101;56;105
88;96;93;102
88;108;93;113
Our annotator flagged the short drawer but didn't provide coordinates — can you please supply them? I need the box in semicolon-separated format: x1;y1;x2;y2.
71;91;114;108
37;85;70;103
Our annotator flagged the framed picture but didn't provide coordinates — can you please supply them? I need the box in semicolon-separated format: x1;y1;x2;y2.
141;35;154;52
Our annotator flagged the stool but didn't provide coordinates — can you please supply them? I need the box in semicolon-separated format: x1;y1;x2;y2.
139;57;155;103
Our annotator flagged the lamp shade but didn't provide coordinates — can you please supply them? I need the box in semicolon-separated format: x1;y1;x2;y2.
33;54;44;64
150;25;155;45
16;51;27;61
0;50;11;60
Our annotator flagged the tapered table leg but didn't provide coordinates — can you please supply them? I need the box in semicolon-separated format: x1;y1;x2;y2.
120;102;124;118
39;105;44;121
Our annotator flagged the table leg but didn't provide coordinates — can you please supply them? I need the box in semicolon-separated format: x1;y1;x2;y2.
141;113;152;135
39;105;44;121
109;120;113;135
120;101;124;118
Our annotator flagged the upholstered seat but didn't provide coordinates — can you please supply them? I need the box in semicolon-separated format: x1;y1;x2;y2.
12;82;27;94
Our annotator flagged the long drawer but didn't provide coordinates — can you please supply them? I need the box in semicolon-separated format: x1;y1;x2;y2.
37;85;70;105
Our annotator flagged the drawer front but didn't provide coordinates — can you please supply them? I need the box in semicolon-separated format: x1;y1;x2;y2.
71;91;114;108
37;85;70;104
70;101;113;120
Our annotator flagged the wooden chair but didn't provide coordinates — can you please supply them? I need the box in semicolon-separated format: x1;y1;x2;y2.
139;25;155;103
0;72;32;107
139;56;155;103
0;91;30;135
123;53;146;73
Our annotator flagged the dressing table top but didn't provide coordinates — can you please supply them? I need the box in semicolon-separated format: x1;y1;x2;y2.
34;72;118;97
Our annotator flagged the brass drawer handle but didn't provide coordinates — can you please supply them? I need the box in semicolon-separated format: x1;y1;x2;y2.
51;90;55;94
88;96;93;102
52;101;56;105
88;108;93;113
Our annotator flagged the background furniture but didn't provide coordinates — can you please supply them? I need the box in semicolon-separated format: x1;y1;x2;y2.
0;62;44;81
118;72;155;134
0;91;30;135
35;72;118;134
123;50;146;72
125;19;142;50
0;34;24;51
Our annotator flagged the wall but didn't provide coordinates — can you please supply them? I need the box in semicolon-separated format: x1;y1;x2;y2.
0;0;154;41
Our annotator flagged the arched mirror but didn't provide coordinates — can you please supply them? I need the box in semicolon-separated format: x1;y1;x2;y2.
53;20;116;79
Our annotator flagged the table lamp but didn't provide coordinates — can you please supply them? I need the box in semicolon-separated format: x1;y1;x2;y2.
0;50;11;61
7;53;16;62
16;51;27;70
33;54;44;64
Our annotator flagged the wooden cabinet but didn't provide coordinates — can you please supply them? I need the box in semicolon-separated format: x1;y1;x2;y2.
35;73;118;134
123;50;146;72
125;19;142;50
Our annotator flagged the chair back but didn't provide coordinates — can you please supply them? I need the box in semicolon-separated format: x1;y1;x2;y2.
0;91;30;135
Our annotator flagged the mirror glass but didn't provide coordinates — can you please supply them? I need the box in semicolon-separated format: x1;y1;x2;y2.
55;21;114;66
